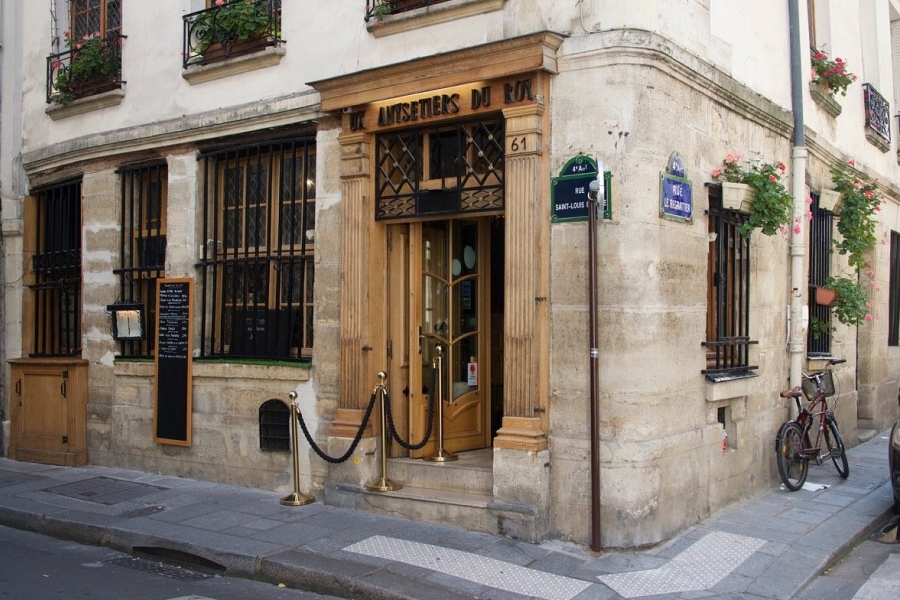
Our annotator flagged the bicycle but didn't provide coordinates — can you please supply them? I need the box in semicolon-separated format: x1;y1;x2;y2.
775;358;849;491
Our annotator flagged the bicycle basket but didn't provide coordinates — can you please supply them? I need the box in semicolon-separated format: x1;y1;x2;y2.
801;369;836;399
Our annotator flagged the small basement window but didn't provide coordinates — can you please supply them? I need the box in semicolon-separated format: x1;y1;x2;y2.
259;399;290;451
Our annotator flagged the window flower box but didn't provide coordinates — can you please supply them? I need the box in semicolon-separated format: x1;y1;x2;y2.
818;189;842;214
721;182;754;213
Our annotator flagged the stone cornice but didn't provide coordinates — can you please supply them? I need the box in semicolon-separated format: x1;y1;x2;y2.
22;90;323;175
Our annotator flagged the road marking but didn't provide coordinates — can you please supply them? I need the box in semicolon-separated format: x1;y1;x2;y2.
851;553;900;600
597;531;766;598
344;535;592;600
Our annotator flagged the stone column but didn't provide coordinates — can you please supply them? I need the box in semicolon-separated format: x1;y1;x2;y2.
490;101;551;542
494;103;549;452
330;131;376;440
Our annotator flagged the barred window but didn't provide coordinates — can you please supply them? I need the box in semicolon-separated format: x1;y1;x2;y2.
198;138;315;360
114;163;167;358
889;231;900;346
27;180;82;357
808;193;834;354
703;186;757;379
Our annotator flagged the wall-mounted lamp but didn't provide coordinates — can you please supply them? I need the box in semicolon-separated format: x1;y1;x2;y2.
107;302;145;341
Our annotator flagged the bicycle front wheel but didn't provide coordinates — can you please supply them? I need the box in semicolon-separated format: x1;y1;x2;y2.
825;418;849;479
776;421;808;491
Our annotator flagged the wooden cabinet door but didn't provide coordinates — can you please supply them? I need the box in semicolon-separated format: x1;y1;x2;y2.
9;359;88;466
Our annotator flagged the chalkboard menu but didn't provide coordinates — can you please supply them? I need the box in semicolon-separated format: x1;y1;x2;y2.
154;278;193;446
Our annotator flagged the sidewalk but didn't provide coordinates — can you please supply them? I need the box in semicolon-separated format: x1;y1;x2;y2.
0;430;895;600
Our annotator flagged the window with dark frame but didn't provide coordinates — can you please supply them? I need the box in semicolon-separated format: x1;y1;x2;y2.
198;137;315;361
114;163;167;358
70;0;121;39
375;117;505;221
889;231;900;346
808;193;834;354
28;180;83;357
703;186;757;379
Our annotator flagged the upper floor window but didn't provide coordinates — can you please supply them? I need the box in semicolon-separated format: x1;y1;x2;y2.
70;0;121;39
113;163;168;359
27;180;83;357
197;138;315;361
703;187;757;380
47;0;124;106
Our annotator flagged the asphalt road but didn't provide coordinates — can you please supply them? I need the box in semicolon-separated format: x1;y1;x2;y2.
0;525;343;600
795;513;900;600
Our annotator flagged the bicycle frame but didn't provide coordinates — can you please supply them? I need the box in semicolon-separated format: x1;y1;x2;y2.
791;386;834;463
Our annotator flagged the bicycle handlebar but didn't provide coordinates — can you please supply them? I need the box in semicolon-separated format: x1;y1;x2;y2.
828;358;847;366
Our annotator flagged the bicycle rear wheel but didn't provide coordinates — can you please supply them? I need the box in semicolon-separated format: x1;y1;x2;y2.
776;421;808;491
825;418;849;478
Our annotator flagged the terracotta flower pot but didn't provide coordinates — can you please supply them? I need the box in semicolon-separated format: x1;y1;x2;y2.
815;286;838;306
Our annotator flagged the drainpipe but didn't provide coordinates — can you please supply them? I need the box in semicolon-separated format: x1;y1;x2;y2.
588;166;603;552
788;0;808;391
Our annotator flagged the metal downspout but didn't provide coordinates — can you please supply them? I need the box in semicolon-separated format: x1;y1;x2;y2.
788;0;808;392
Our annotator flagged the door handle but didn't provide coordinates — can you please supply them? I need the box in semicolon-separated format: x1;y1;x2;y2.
60;380;67;398
418;326;424;355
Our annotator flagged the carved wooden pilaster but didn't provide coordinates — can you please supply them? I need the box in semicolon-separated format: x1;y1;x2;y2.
332;132;376;438
495;103;548;451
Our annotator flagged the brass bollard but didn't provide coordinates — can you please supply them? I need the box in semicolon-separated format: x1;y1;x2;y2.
280;391;315;506
366;371;402;492
424;345;457;462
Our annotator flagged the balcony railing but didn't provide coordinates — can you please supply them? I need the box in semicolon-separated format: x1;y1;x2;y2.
46;33;125;105
863;83;891;145
183;0;283;69
365;0;452;21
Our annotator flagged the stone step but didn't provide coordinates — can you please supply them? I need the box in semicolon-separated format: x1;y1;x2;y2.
384;456;493;496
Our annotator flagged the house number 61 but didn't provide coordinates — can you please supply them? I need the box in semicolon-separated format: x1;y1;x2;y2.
508;135;529;153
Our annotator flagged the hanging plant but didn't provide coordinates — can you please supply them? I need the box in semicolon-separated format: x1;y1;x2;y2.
824;275;871;327
831;160;881;269
712;154;793;237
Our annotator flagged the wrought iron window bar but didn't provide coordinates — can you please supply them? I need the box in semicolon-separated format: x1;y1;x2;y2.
183;0;283;69
46;33;125;105
863;83;891;144
29;180;83;357
365;0;452;21
196;137;315;361
807;194;833;355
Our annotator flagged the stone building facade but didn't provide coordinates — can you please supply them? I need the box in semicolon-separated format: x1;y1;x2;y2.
1;0;900;549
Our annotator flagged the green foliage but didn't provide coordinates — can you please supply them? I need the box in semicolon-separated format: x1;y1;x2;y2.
53;32;116;106
811;49;856;97
825;275;870;328
193;0;275;51
831;161;881;269
712;154;793;237
372;0;395;21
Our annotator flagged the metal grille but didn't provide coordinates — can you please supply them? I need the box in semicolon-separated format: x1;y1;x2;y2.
114;163;167;358
259;399;291;451
863;83;891;144
182;0;283;69
46;32;125;105
198;137;315;360
890;231;900;346
808;193;833;354
29;180;82;357
703;187;757;378
365;0;451;21
375;118;504;221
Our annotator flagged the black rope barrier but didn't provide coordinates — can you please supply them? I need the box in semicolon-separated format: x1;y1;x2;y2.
383;368;436;451
296;390;378;464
